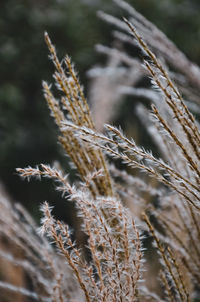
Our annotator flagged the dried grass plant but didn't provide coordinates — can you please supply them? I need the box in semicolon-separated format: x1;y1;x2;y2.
0;1;200;301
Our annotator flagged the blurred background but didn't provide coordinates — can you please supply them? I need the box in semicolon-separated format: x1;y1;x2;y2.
1;0;200;224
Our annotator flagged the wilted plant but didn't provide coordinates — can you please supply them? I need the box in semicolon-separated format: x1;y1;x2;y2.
0;1;200;301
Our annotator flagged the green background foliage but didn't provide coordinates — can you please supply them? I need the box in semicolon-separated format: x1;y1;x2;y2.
1;0;200;220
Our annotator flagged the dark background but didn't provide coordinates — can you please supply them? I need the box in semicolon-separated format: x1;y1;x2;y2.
1;0;200;223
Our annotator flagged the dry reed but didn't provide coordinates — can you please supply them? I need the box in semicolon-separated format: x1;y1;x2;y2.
0;1;199;301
